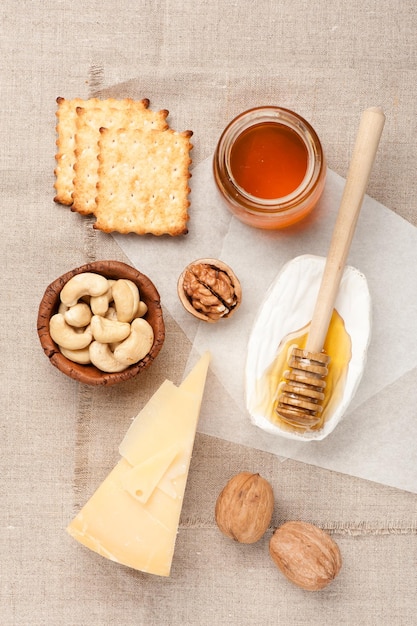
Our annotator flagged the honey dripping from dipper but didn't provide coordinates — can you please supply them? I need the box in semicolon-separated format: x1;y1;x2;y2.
257;310;352;433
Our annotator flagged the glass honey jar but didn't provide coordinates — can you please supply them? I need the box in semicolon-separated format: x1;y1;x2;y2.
213;106;326;229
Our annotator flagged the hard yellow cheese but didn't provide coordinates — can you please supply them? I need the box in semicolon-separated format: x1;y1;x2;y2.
67;352;210;576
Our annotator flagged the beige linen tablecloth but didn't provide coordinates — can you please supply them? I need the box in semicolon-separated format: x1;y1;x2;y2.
1;1;416;624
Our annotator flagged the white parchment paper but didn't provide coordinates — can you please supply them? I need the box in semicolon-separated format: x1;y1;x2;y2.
113;157;417;493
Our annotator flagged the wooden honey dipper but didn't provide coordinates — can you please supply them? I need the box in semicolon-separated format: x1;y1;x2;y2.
276;107;385;429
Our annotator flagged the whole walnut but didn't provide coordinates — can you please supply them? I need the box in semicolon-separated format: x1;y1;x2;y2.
269;521;342;591
215;472;274;544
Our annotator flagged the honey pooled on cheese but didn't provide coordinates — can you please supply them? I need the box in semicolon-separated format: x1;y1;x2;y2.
67;352;210;576
258;310;352;433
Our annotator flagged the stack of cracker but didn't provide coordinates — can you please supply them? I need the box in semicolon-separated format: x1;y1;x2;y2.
54;97;193;236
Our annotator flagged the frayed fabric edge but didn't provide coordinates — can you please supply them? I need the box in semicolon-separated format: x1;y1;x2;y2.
179;517;417;536
88;62;105;98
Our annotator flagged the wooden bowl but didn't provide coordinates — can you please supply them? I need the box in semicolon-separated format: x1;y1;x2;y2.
177;257;242;322
37;260;165;386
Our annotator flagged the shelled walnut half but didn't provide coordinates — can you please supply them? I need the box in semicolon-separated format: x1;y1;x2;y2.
178;258;242;322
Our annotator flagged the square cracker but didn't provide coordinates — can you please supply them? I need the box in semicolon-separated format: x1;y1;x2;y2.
72;104;169;215
54;97;158;206
94;127;193;236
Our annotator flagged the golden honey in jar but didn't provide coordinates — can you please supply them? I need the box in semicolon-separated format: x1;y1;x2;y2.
213;107;326;229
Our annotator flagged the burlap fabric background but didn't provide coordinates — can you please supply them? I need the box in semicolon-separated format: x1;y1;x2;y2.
1;1;416;624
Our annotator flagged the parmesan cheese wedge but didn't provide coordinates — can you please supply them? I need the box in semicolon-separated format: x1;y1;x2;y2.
67;352;210;576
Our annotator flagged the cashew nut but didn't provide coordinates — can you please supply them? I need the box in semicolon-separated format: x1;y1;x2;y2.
89;341;129;373
90;314;131;344
134;301;148;318
113;318;154;366
49;314;93;350
59;345;91;365
104;306;118;321
90;280;116;316
64;302;92;328
60;272;109;307
112;279;140;323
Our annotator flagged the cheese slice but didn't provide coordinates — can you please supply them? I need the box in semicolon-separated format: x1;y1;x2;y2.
67;352;210;576
121;444;180;504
